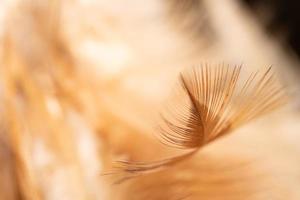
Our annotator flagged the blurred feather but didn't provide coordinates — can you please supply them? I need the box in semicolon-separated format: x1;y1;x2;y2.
166;0;214;48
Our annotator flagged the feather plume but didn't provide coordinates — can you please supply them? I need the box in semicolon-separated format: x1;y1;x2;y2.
108;64;287;183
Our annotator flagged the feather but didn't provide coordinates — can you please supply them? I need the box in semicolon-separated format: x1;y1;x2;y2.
107;63;287;183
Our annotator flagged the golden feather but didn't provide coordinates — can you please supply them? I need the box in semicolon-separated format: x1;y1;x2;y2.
107;64;287;183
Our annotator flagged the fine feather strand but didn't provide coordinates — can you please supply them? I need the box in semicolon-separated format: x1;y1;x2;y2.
158;64;286;148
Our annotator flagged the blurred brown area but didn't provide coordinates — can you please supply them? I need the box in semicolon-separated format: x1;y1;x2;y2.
0;0;299;199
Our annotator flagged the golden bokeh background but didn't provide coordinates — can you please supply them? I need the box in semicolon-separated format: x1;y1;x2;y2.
0;0;299;199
